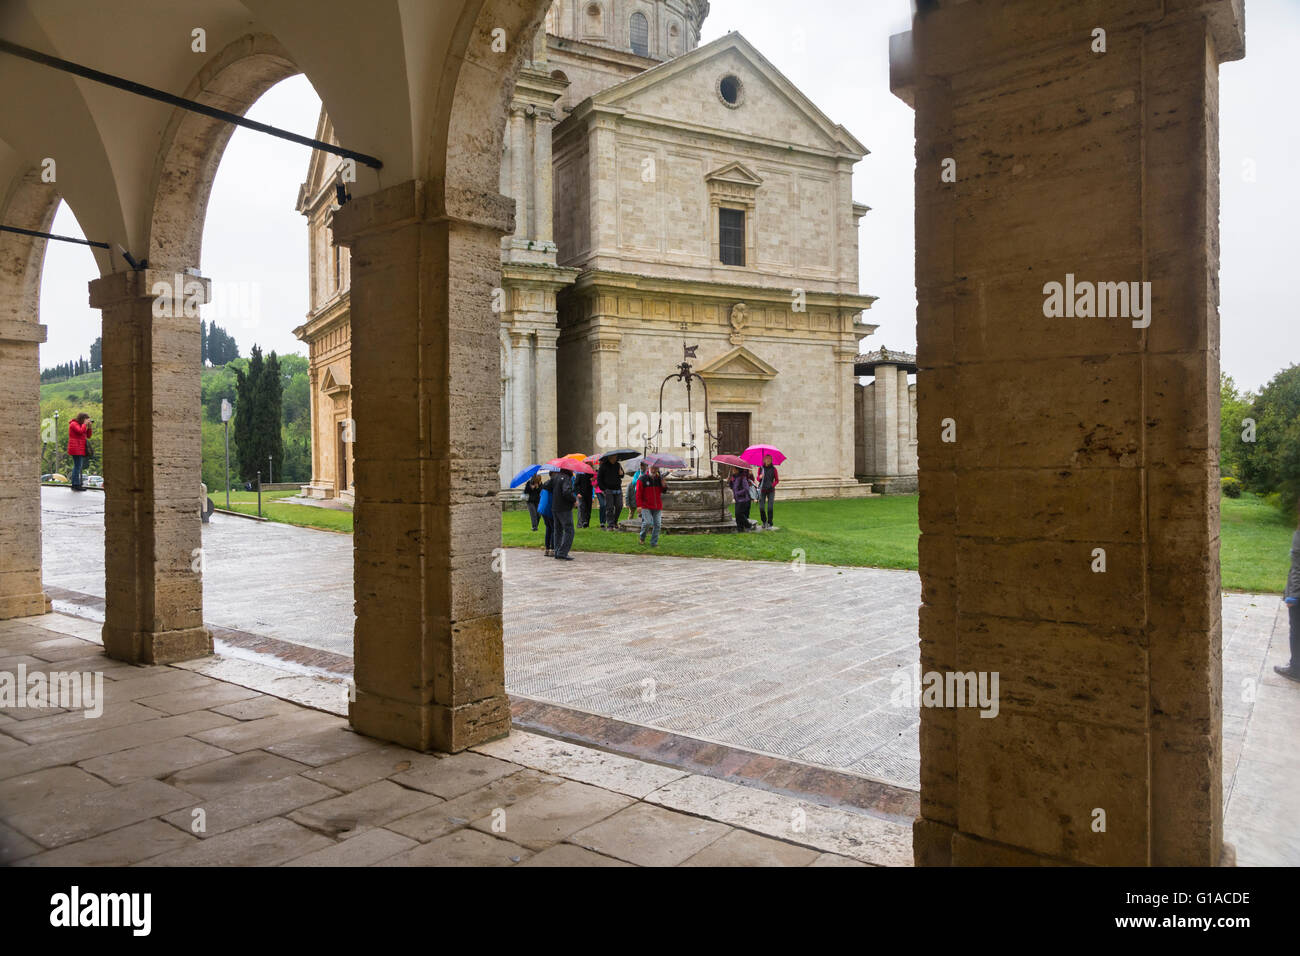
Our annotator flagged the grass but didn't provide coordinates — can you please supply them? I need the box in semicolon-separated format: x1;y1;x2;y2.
502;495;920;570
199;488;1292;593
208;490;354;534
1220;494;1293;593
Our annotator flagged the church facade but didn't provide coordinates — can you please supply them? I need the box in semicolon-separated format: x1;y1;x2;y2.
296;0;894;502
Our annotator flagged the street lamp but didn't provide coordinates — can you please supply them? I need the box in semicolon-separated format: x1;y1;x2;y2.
51;410;60;477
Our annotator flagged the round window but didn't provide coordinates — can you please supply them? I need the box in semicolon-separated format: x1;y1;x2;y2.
718;74;743;108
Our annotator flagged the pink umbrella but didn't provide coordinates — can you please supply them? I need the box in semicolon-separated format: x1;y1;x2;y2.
742;444;786;467
548;457;596;476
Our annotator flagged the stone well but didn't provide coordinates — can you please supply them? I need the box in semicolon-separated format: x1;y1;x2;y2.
619;475;737;534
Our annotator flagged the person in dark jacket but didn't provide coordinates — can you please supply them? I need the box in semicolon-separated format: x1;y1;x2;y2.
728;466;756;531
538;475;555;556
551;469;577;560
1278;504;1300;683
66;412;93;491
524;474;543;531
756;454;779;529
597;457;625;529
575;471;594;528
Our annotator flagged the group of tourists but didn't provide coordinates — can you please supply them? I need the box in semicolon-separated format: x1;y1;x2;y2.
725;454;779;531
523;457;670;558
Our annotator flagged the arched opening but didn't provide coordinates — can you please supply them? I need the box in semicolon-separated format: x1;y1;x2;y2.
630;11;650;56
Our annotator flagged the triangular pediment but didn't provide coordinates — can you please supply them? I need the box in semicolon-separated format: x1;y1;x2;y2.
320;362;350;393
584;32;866;157
697;345;778;381
705;162;763;188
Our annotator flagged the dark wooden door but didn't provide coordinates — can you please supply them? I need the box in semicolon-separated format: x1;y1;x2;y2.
717;412;751;455
337;421;349;492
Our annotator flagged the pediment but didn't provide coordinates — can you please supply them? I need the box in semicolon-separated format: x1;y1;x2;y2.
697;346;777;381
320;362;350;393
705;162;763;188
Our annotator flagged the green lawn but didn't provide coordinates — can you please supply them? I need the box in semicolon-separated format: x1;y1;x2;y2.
201;489;1291;593
1220;494;1293;593
502;496;920;570
208;490;354;533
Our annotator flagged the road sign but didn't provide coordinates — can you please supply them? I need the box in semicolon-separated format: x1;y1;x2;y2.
220;398;232;422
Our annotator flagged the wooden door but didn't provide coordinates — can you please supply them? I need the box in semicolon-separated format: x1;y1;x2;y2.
716;412;751;455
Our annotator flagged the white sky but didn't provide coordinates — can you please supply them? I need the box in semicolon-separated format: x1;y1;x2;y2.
36;0;1298;393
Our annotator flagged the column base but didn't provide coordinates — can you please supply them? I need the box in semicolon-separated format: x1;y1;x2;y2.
0;591;51;620
102;624;212;665
350;689;511;753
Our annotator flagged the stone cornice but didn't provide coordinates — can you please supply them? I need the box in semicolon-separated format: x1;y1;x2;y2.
568;269;877;312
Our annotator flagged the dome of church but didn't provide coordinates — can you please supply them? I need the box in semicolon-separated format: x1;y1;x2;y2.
544;0;708;60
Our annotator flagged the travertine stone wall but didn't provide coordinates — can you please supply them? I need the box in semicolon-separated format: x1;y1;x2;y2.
0;172;56;620
90;270;211;664
895;0;1243;866
335;180;511;753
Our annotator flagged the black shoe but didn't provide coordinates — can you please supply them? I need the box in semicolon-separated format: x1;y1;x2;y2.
1275;665;1300;684
559;555;574;561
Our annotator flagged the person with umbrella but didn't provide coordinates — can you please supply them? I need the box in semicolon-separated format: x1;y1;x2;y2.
743;445;785;530
524;472;544;531
727;465;757;531
596;449;637;529
547;459;589;560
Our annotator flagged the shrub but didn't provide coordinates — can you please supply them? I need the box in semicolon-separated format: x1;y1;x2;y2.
1221;476;1242;498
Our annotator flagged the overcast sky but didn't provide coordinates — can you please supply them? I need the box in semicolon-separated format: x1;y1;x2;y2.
37;0;1297;392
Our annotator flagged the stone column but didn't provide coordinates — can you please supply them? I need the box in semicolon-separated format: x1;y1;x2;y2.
872;362;900;479
334;180;510;753
0;318;51;619
895;367;911;468
510;108;528;239
308;365;321;488
511;328;532;480
534;109;555;244
90;270;211;664
534;326;560;461
893;0;1242;866
834;343;858;481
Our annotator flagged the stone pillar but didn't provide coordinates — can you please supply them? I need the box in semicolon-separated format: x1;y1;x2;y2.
511;329;532;478
835;344;858;481
895;367;911;470
90;270;211;664
854;383;868;477
534;326;560;461
872;363;900;479
509;108;528;239
308;366;321;488
0;318;51;619
589;328;622;452
893;0;1242;866
334;180;510;753
534;110;555;244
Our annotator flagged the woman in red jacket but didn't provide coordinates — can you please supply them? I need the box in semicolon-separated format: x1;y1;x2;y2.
67;412;93;490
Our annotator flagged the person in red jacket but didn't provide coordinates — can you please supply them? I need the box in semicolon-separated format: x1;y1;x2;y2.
66;412;93;491
636;464;668;546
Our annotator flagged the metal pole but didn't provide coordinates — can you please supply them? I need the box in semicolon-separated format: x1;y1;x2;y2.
0;40;383;170
223;419;230;509
256;471;262;518
268;455;273;485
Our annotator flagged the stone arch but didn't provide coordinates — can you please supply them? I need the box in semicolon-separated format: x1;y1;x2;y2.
0;164;61;324
145;34;299;272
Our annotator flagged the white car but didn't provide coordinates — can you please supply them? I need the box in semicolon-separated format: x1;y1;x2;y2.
83;475;104;489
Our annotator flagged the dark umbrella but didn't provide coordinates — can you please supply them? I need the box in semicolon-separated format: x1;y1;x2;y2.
596;448;640;462
711;454;750;471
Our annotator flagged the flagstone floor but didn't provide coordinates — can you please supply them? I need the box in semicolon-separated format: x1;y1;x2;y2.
33;487;1300;865
0;614;895;867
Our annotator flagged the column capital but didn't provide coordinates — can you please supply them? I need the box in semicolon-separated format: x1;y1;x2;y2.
88;268;211;312
332;179;514;244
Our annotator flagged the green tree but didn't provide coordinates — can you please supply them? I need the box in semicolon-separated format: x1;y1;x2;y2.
233;346;263;482
1240;364;1300;516
1219;372;1255;479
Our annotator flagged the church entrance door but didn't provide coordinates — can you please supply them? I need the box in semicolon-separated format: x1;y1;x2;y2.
717;412;751;455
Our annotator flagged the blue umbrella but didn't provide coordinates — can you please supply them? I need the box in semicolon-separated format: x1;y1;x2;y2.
510;464;542;488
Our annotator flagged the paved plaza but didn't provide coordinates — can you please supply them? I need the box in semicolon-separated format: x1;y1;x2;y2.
33;487;1300;864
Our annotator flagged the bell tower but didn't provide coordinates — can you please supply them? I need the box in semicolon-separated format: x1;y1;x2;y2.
545;0;709;61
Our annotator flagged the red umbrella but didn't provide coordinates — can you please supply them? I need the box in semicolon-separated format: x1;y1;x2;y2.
548;457;596;475
742;444;786;467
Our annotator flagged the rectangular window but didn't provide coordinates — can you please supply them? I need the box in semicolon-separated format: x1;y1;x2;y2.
719;208;745;266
